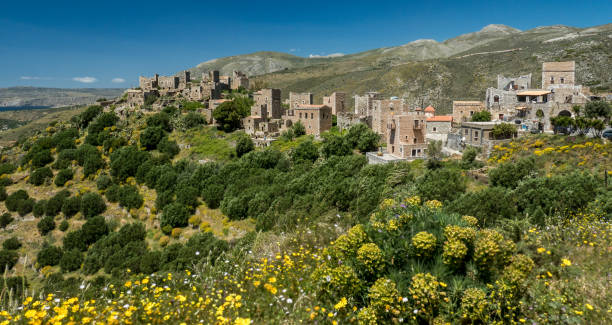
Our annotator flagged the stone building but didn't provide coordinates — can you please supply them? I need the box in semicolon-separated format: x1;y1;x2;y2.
219;75;231;86
542;61;575;89
322;92;347;115
370;99;410;137
283;105;332;136
139;74;159;90
354;92;381;116
254;89;282;119
126;89;158;108
177;70;191;88
204;71;220;83
231;71;249;90
460;121;516;155
158;76;179;89
452;101;485;124
426;115;453;142
386;111;428;159
289;92;313;109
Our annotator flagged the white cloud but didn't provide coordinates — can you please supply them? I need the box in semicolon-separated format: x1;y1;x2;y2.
308;53;344;58
20;76;53;80
111;78;126;83
72;76;98;83
289;48;297;52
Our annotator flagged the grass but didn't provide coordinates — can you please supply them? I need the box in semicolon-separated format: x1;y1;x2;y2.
0;106;84;147
173;126;244;162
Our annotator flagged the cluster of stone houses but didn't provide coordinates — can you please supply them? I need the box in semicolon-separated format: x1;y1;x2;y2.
116;60;602;162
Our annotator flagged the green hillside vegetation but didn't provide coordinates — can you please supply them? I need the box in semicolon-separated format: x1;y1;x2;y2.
0;97;609;323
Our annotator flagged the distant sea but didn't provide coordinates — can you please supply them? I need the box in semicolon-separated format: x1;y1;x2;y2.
0;106;52;112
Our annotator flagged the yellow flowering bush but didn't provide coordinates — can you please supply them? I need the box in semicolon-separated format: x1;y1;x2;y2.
333;224;368;258
442;238;468;267
312;265;362;297
424;199;443;210
357;243;385;275
367;278;402;317
412;231;437;257
461;215;478;227
444;225;476;244
473;229;514;272
460;288;489;322
409;273;445;319
404;195;421;207
357;306;377;325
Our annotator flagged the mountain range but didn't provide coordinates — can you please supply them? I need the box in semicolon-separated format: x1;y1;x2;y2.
190;23;612;113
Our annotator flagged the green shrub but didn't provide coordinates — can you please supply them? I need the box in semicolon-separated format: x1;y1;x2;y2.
0;186;7;201
321;134;351;158
489;156;538;189
157;137;180;157
46;190;70;216
161;203;189;228
81;215;109;245
140;126;165;150
117;186;143;210
146;112;172;132
37;216;56;235
471;111;491;122
5;189;30;211
182;112;206;129
79;105;103;129
346;123;380;153
96;173;113;190
0;163;16;176
0;276;28;297
33;199;47;217
17;198;34;216
60;249;83;272
417;168;466;202
0;212;13;229
0;177;12;187
0;250;19;270
2;237;21;250
30;149;54;168
28;167;53;186
104;184;120;202
235;135;254;158
450;187;518;226
62;196;81;218
110;146;150;181
37;245;63;267
59;220;69;232
54;168;73;186
291;140;319;163
80;192;106;219
63;230;87;251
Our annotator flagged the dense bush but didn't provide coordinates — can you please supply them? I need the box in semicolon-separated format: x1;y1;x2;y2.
346;123;380;153
117;186;143;210
0;276;28;298
182;112;206;129
30;149;54;168
0;163;16;176
450;186;518;226
0;186;6;201
157;137;180;157
37;215;56;235
80;192;106;219
110;146;150;181
140;126;165;150
60;249;83;272
46;190;70;216
417;168;466;202
59;220;69;232
79;105;103;129
489;156;538;189
321;134;351;158
96;173;113;190
0;212;13;229
2;237;22;250
161;203;189;228
0;250;19;270
291;140;319;163
54;168;74;186
53;149;76;169
33;200;47;217
37;245;63;267
146;113;172;132
471;111;491;121
17;198;34;216
104;184;120;202
235;134;254;158
62;196;82;218
213;101;243;132
5;189;30;212
28;166;54;185
0;177;12;187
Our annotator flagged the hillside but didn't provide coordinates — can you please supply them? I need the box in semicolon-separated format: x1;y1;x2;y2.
0;100;609;323
0;87;124;109
190;23;612;114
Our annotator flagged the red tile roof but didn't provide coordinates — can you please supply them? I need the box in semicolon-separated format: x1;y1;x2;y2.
424;105;435;112
426;115;453;122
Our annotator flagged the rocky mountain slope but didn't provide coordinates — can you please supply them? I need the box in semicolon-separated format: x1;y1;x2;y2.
190;23;612;114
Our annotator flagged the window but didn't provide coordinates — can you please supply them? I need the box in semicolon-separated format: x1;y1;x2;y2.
470;111;474;116
550;76;554;84
464;129;468;135
560;77;564;84
494;95;500;103
499;114;504;120
299;113;302;118
433;127;437;132
411;149;416;156
392;146;395;153
413;138;417;144
302;100;305;104
311;113;314;119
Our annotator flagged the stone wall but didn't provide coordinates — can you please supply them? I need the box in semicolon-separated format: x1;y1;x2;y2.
386;112;427;159
497;74;531;90
452;101;485;124
158;76;179;89
289;92;313;109
283;105;332;136
337;113;370;131
322;92;347;115
254;89;282;119
542;61;575;89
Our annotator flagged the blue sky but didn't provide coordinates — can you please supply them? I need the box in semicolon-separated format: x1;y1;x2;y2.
1;0;610;88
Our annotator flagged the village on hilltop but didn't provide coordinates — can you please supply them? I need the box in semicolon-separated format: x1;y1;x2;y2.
110;60;606;163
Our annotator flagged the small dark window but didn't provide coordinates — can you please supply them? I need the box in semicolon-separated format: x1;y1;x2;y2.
560;77;564;84
433;127;437;132
494;95;500;103
550;77;554;84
